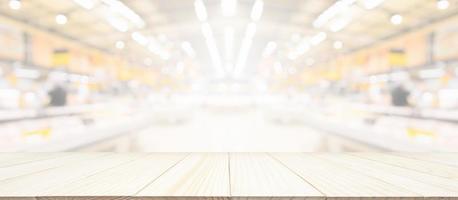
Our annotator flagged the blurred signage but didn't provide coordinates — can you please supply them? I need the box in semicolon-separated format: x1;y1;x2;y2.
388;48;407;67
52;49;70;67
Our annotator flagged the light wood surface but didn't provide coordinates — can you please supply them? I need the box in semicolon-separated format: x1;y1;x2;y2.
0;153;457;200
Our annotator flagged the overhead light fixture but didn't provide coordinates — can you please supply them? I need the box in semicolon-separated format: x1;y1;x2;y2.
194;0;208;21
105;14;129;32
131;32;149;46
221;0;237;17
437;0;450;10
328;12;352;32
363;0;384;10
55;14;68;25
115;41;125;49
333;41;343;49
310;32;327;46
102;0;145;28
390;14;403;25
73;0;95;10
181;41;196;58
201;23;224;76
9;0;21;10
250;0;264;21
262;41;277;58
313;0;356;28
234;23;256;77
224;26;234;60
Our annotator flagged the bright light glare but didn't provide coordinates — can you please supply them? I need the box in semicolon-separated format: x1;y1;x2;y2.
201;23;224;76
363;0;384;10
313;0;356;28
390;14;403;25
55;14;68;25
221;0;237;17
194;0;208;21
333;41;343;49
105;14;129;32
329;12;352;32
437;0;450;10
73;0;95;10
131;32;149;46
115;41;125;49
9;0;21;10
262;41;277;57
234;23;256;77
181;41;196;58
251;0;264;21
310;32;327;46
224;26;235;60
102;0;145;28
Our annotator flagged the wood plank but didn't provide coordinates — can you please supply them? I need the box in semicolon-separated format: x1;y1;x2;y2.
353;153;458;179
41;153;187;196
316;154;458;197
229;153;322;197
0;153;108;181
0;153;145;196
271;153;417;197
0;153;65;168
137;153;230;197
395;153;458;167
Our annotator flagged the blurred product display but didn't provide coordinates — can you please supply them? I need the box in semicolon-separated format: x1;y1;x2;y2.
0;0;458;152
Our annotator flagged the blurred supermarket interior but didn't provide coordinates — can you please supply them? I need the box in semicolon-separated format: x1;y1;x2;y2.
1;0;458;152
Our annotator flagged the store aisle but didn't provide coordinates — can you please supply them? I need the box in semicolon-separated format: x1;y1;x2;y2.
130;109;371;152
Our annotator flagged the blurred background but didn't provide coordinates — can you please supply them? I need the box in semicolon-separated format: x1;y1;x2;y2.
0;0;458;152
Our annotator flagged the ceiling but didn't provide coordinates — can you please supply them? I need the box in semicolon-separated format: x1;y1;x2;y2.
0;0;457;82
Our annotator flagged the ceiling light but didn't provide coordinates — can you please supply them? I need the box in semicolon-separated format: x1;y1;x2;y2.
224;26;235;60
9;0;21;10
55;14;68;25
102;0;145;28
363;0;384;10
201;23;224;76
313;0;356;28
333;41;343;49
250;0;264;21
115;41;125;49
181;41;196;58
221;0;237;17
194;0;208;21
329;13;352;32
390;14;403;25
234;23;256;77
105;14;129;32
262;41;277;57
437;0;450;10
131;32;148;46
310;32;327;46
73;0;95;10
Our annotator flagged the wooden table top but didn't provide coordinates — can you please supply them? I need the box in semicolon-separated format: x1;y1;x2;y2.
0;153;458;199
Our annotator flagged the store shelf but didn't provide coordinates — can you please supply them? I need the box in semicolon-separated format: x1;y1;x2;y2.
0;153;457;199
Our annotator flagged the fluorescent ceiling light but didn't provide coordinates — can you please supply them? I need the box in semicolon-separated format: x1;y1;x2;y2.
262;41;277;57
329;13;352;32
131;32;149;46
106;14;129;32
102;0;145;28
224;26;235;60
313;0;356;28
310;32;327;46
181;41;196;58
194;0;208;21
437;0;449;10
9;0;21;10
363;0;384;10
333;41;343;49
73;0;95;10
250;0;264;21
201;23;224;76
390;14;403;25
55;14;68;25
234;23;256;77
221;0;237;17
115;41;125;49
